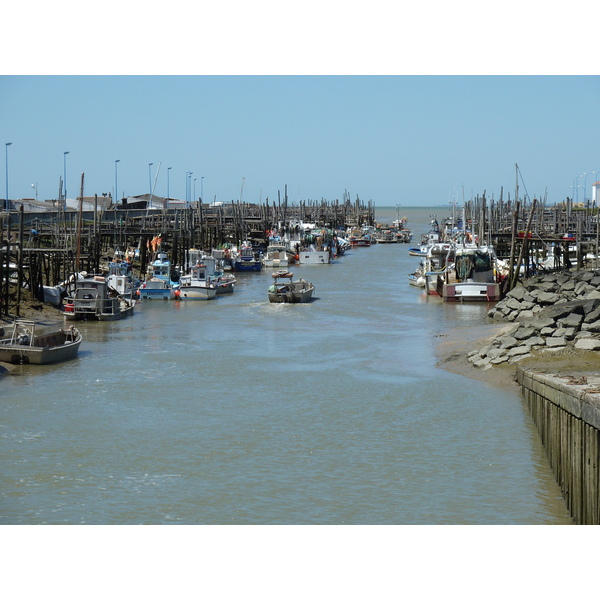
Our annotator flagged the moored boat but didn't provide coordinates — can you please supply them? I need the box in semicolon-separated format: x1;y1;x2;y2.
64;274;136;320
233;241;263;271
0;319;82;365
262;244;290;268
176;263;218;300
267;271;315;303
435;245;501;302
138;253;178;300
182;250;236;294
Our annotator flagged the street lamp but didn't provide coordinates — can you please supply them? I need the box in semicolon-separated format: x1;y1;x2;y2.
578;172;586;204
31;183;38;202
5;142;12;212
185;171;193;207
201;176;204;202
148;162;153;207
115;159;120;205
167;167;172;207
193;178;197;204
63;151;70;204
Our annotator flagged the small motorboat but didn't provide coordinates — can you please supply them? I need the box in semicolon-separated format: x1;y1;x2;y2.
268;271;315;304
0;319;82;365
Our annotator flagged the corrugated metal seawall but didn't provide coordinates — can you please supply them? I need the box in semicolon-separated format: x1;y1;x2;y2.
517;368;600;524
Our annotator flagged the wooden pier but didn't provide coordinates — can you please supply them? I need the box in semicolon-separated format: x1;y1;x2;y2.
0;195;375;317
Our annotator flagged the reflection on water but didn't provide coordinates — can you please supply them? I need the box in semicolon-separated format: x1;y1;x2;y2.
0;207;571;524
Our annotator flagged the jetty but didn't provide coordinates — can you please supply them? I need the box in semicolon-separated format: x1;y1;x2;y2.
0;191;375;317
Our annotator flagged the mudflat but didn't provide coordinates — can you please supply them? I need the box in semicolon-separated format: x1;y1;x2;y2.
435;321;600;390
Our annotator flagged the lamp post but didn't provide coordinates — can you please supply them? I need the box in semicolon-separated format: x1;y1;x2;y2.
148;162;153;207
115;159;120;205
578;172;586;204
31;183;38;201
185;171;193;207
5;142;12;212
167;167;172;208
201;176;204;202
193;178;197;204
63;151;69;205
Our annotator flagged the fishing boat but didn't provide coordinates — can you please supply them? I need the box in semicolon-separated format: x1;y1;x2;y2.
176;263;218;300
408;220;443;256
408;266;426;288
0;319;82;365
106;258;136;300
349;227;374;247
138;253;179;300
200;255;236;294
182;250;236;294
435;245;501;302
64;274;136;320
233;241;263;271
262;244;290;268
423;242;454;295
267;271;315;303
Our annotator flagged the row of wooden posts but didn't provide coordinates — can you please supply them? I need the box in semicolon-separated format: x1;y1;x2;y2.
3;193;600;317
0;195;375;316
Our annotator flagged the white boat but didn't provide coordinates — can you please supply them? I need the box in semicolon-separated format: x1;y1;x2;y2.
138;253;178;300
408;268;426;288
64;274;136;320
423;242;454;295
176;263;218;300
408;219;445;256
0;319;82;365
106;258;136;299
296;247;331;264
283;224;333;264
262;244;290;268
267;271;315;303
183;250;236;294
436;245;501;302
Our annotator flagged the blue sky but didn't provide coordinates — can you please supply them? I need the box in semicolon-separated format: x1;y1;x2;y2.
2;76;598;208
2;5;599;208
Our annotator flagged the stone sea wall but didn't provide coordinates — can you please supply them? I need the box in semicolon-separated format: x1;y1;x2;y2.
469;269;600;524
468;270;600;369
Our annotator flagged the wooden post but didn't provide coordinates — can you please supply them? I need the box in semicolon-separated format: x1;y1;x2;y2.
511;198;537;289
15;206;24;316
507;201;520;290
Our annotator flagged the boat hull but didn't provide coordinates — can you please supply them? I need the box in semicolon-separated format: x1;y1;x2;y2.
215;281;235;294
0;325;82;365
65;305;135;321
441;281;500;302
138;288;176;300
268;279;315;303
176;286;217;300
234;261;262;271
297;251;330;264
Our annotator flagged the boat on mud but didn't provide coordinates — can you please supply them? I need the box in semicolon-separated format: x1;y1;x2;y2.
64;274;136;320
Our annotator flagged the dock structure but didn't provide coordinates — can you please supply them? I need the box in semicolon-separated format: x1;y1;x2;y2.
0;195;375;317
451;194;600;284
518;368;600;524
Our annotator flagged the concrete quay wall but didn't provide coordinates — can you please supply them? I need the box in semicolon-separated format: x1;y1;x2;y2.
517;368;600;524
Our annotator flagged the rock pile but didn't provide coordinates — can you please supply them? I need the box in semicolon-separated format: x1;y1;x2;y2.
468;270;600;369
